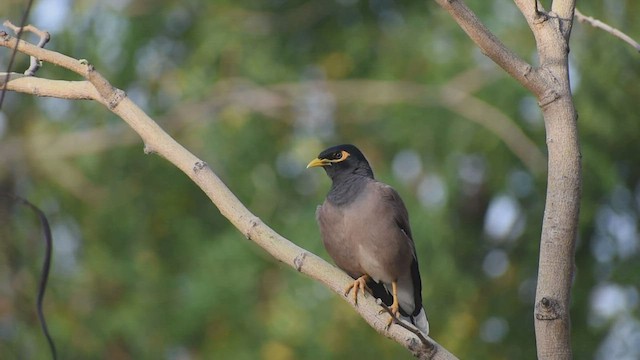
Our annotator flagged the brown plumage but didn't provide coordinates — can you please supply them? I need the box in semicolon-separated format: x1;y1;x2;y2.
307;144;429;335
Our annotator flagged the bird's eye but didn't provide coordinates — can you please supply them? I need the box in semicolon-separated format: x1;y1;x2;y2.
333;152;343;160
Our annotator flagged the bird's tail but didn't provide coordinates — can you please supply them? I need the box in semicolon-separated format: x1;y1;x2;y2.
367;279;430;336
410;308;429;336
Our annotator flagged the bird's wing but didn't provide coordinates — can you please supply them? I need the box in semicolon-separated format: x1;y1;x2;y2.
378;183;417;255
377;183;424;317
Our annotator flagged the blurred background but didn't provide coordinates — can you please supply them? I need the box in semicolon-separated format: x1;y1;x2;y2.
1;0;639;358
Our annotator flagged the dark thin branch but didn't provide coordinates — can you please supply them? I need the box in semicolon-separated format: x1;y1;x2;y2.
2;194;57;360
575;8;640;52
0;0;34;109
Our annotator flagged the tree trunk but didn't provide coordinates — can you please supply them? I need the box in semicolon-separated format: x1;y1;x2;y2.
434;0;580;358
534;34;580;360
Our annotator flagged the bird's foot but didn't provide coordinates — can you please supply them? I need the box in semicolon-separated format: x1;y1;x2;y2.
344;275;371;305
380;296;400;329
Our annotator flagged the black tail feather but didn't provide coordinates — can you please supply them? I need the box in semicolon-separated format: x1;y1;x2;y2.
366;278;412;317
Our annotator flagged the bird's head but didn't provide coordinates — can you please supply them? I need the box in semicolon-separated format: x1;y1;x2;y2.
306;144;374;181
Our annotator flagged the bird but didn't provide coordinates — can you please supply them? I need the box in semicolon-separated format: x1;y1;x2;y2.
307;144;429;335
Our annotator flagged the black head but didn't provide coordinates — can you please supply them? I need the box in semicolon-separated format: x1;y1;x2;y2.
307;144;374;181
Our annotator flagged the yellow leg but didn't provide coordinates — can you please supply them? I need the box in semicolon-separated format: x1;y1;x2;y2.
344;274;371;305
386;281;400;329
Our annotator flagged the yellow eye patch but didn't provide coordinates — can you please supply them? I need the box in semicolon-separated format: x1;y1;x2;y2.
331;150;350;162
306;150;351;168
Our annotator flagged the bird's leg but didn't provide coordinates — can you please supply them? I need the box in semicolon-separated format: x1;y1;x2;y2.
384;281;400;329
344;274;371;305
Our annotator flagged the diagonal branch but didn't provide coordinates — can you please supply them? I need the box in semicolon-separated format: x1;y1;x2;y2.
574;8;640;52
433;0;545;95
1;27;457;360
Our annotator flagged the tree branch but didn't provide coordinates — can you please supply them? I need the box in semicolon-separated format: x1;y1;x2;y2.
432;0;545;95
0;74;99;100
3;20;50;76
574;8;640;52
0;27;457;360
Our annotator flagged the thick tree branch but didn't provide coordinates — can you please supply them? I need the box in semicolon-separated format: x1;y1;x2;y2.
433;0;545;95
1;28;457;360
574;8;640;52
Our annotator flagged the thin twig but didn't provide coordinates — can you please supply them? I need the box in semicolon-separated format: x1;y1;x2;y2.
4;20;51;75
574;8;640;52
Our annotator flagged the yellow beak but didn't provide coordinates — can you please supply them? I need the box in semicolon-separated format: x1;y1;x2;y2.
306;158;331;168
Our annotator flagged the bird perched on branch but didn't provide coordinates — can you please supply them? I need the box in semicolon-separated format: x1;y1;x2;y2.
307;144;429;335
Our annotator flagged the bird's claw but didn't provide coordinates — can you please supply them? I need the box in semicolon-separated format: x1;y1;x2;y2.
383;299;400;329
344;275;371;305
385;317;395;329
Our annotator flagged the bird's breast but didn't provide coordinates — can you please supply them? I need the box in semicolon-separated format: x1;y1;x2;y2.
317;184;411;283
317;202;355;273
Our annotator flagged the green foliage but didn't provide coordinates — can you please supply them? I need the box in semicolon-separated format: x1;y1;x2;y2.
1;0;639;359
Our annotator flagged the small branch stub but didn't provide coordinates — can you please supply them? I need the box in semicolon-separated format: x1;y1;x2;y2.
538;89;561;108
107;88;126;110
143;143;155;155
243;217;260;240
293;252;307;272
535;297;561;320
193;160;208;173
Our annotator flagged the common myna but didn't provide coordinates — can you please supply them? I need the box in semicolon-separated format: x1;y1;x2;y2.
307;144;429;335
